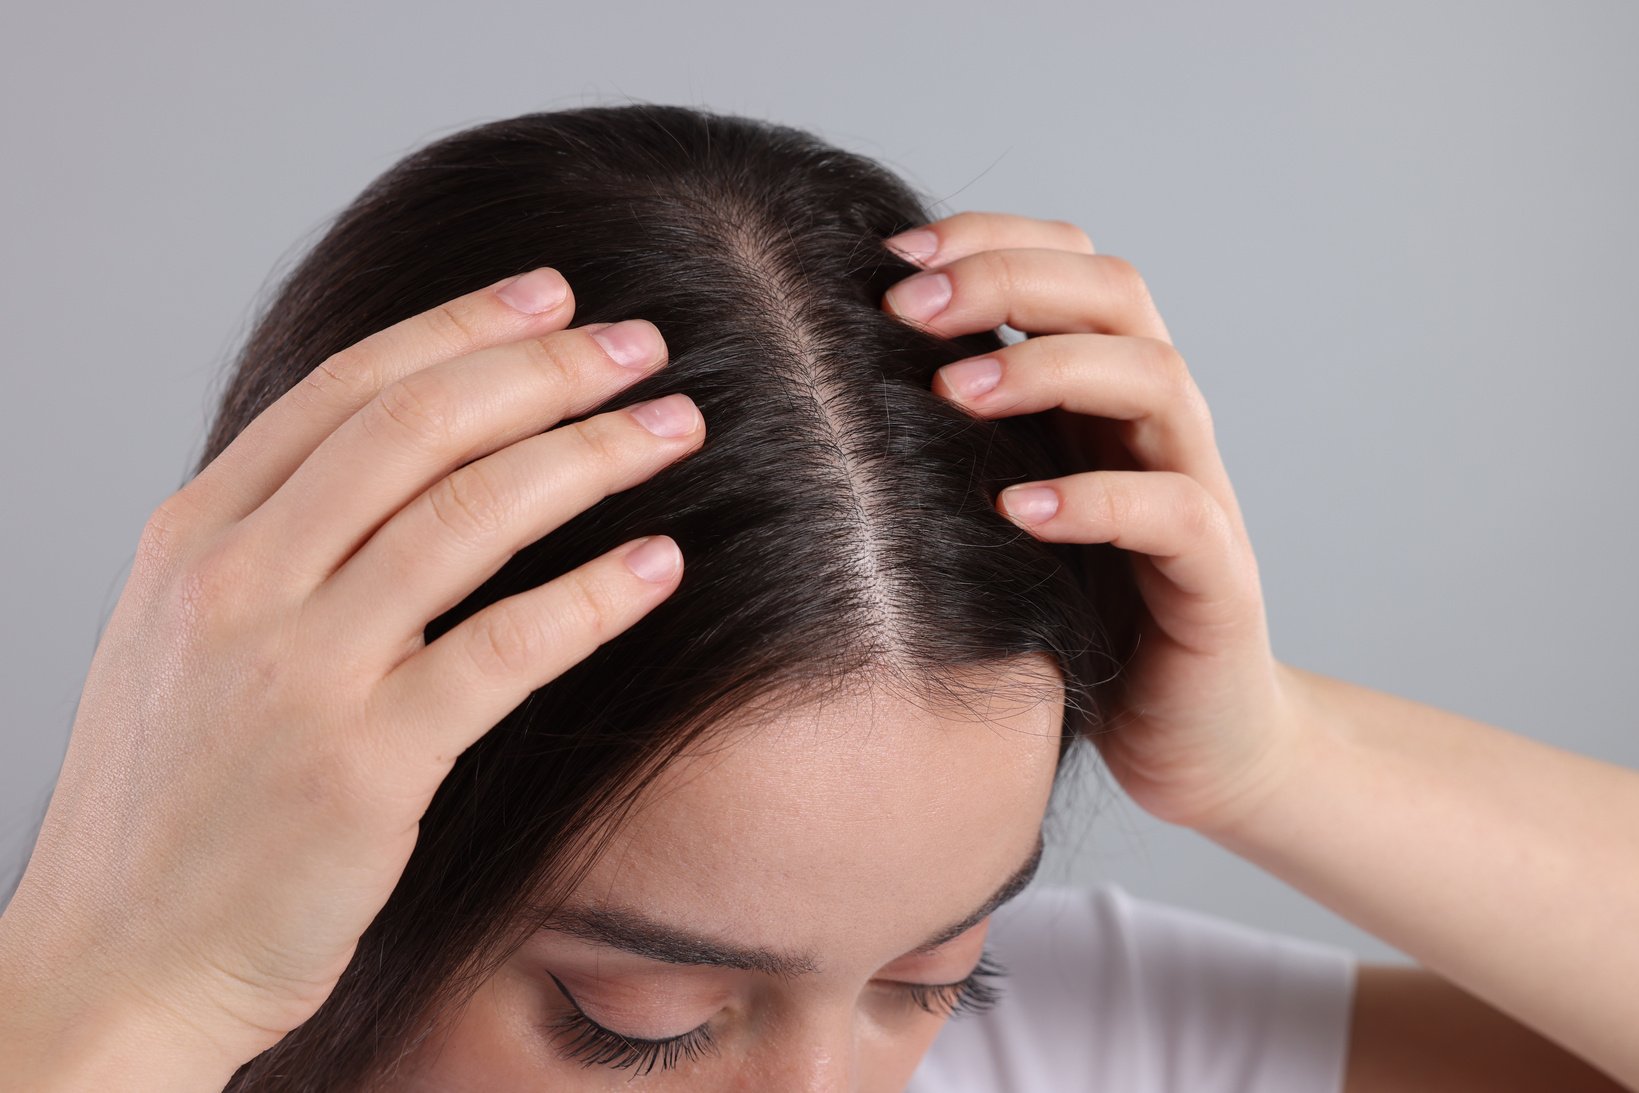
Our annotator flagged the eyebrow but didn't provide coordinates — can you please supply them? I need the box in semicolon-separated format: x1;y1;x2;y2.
533;832;1046;979
912;834;1044;954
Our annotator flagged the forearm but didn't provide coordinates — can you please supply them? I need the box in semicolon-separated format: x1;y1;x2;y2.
1202;662;1639;1088
0;913;244;1092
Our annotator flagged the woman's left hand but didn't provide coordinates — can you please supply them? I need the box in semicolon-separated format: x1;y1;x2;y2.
879;211;1310;835
877;214;1639;1092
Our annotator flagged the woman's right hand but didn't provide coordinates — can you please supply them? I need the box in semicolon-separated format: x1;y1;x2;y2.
0;267;703;1084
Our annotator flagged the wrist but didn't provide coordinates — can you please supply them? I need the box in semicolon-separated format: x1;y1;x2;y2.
0;912;248;1092
1187;660;1349;846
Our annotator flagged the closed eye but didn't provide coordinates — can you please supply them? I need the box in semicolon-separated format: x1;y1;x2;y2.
542;972;718;1076
540;948;1010;1075
896;949;1008;1019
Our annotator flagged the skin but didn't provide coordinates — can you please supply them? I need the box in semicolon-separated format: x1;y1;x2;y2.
395;664;1063;1090
0;205;1632;1091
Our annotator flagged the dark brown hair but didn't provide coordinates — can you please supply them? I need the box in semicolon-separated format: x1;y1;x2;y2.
196;102;1141;1090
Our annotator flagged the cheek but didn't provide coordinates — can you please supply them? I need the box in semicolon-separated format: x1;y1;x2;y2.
858;1014;950;1093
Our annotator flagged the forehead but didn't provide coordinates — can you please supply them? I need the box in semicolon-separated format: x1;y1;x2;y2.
566;660;1065;964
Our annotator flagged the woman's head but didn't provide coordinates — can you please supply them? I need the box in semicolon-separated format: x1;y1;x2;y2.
203;102;1140;1090
411;665;1065;1091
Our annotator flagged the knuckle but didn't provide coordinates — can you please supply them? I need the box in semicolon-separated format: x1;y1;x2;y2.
469;602;545;680
518;332;580;391
371;371;460;447
566;415;627;468
561;571;620;644
423;300;485;353
1089;472;1128;530
299;348;373;405
426;463;514;544
168;538;260;634
1142;339;1215;430
946;209;1000;252
1098;252;1138;280
1051;218;1097;252
1179;379;1217;435
136;494;197;572
1140;338;1195;398
1100;253;1153;305
973;248;1016;292
1176;474;1230;541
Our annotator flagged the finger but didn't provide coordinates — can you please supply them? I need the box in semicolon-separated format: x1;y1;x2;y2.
371;533;684;766
315;391;703;659
883;209;1097;269
930;333;1245;533
995;470;1260;643
882;248;1173;344
173;268;579;537
232;319;670;586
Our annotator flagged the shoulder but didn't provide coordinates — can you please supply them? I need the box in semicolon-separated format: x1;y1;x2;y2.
904;884;1358;1093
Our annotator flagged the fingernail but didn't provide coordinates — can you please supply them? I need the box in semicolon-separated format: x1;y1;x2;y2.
937;357;1002;400
591;319;662;368
624;535;682;582
885;272;953;322
628;393;699;438
884;229;940;264
496;267;568;314
1000;485;1060;524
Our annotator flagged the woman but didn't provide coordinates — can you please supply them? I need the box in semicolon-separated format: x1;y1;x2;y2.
0;103;1632;1091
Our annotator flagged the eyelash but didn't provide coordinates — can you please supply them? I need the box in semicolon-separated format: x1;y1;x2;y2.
543;952;1008;1076
545;973;719;1076
904;950;1009;1019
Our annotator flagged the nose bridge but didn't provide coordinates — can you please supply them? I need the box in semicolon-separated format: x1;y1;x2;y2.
750;1006;862;1093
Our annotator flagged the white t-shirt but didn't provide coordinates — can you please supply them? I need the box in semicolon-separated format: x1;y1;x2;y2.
905;884;1357;1092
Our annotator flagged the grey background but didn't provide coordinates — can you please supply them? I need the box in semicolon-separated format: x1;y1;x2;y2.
3;1;1635;967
